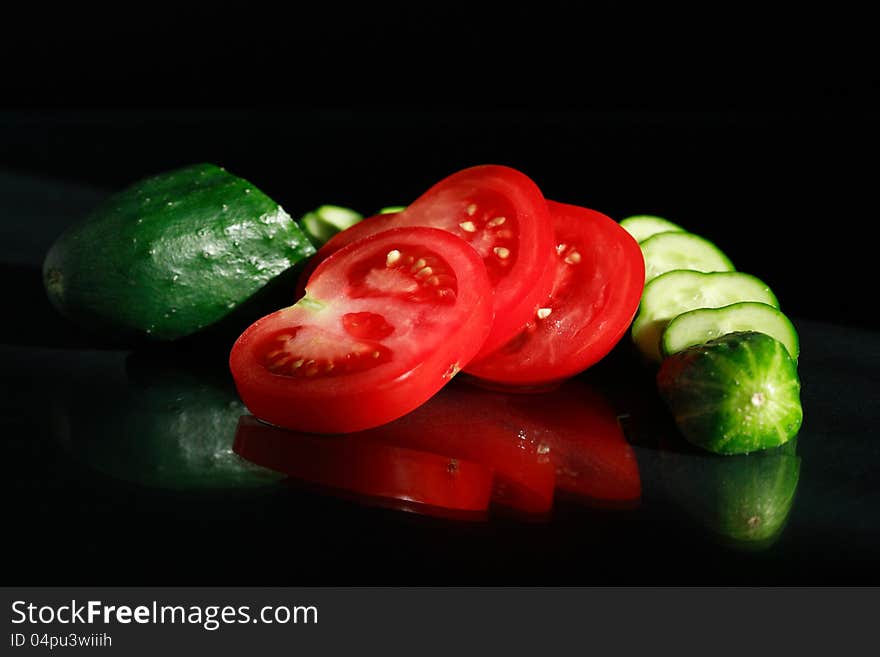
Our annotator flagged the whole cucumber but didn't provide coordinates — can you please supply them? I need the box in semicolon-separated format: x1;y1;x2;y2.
43;163;315;343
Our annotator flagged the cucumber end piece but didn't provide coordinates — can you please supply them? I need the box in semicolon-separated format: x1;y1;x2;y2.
657;331;803;455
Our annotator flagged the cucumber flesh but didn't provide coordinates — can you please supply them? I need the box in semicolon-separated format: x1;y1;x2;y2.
619;215;685;243
662;302;799;361
632;270;779;363
640;231;735;283
300;205;363;246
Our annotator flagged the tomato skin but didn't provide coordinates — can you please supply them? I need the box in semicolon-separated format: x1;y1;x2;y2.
464;200;645;386
230;227;493;434
234;415;493;518
295;165;556;358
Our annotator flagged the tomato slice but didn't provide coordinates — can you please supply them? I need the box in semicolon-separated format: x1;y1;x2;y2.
294;212;397;299
234;416;493;520
295;165;556;358
502;379;642;509
464;200;645;386
229;227;493;434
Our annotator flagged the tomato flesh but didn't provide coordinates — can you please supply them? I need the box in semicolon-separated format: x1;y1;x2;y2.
464;200;645;386
230;227;493;434
295;165;556;358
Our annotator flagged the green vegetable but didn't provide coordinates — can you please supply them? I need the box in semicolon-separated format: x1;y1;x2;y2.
619;214;685;243
632;270;779;363
661;439;801;550
662;302;799;361
43;163;315;343
377;205;407;214
300;204;363;246
656;331;803;455
639;231;735;284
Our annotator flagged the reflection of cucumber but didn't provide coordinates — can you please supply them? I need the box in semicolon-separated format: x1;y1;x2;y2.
632;270;779;363
656;331;803;455
300;205;363;246
66;354;281;490
619;215;685;243
662;302;799;361
639;231;735;283
661;439;800;550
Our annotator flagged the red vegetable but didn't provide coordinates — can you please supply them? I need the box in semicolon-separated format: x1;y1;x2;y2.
464;200;644;387
295;165;556;358
229;227;493;433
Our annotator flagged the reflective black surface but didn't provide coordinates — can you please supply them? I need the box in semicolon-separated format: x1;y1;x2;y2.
3;129;879;584
3;314;878;584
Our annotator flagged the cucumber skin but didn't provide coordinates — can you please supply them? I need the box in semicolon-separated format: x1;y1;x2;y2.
43;164;315;342
656;331;803;455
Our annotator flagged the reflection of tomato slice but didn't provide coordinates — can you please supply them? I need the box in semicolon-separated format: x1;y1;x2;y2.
366;383;556;517
234;416;493;520
501;378;642;509
295;165;556;358
230;227;493;434
465;201;644;387
233;380;557;517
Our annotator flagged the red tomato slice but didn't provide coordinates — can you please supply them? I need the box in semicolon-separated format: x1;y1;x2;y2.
234;416;493;520
229;227;493;434
464;200;644;387
501;379;642;509
294;212;397;299
295;165;556;358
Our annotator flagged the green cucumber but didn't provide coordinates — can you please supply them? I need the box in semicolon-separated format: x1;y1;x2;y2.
656;331;803;455
300;204;363;246
661;301;799;361
632;270;779;363
377;205;407;214
619;214;685;243
43;163;315;343
640;231;735;283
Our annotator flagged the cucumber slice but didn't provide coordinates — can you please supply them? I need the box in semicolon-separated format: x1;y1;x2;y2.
300;204;363;246
632;270;779;363
377;205;407;214
640;231;735;283
619;215;685;243
656;331;803;455
662;302;799;361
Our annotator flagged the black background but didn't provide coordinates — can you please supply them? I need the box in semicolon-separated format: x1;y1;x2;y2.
2;5;878;329
2;6;879;588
